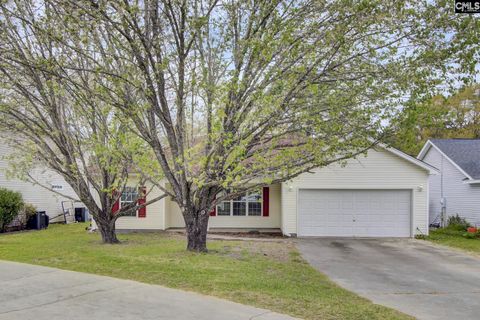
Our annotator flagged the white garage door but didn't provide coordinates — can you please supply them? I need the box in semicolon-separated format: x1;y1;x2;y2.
298;189;411;237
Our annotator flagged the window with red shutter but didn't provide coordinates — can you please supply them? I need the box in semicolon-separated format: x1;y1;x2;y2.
262;187;269;217
112;192;120;215
209;206;216;216
137;186;147;218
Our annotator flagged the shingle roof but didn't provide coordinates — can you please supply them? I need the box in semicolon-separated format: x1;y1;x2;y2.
430;139;480;179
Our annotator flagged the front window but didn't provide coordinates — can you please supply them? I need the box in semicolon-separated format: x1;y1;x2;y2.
217;190;262;216
217;201;231;216
120;187;138;217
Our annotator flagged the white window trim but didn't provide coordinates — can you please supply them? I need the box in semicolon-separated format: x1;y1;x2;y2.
216;191;263;217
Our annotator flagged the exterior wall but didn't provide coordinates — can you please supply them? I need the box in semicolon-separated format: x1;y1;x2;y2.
165;184;282;229
0;142;79;223
115;178;167;230
422;146;480;226
281;148;430;236
165;195;183;228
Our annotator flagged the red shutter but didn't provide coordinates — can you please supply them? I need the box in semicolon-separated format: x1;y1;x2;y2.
112;191;120;215
138;186;147;218
209;205;216;216
262;187;269;217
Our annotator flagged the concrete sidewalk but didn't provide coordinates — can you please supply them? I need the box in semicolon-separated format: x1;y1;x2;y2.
0;260;299;320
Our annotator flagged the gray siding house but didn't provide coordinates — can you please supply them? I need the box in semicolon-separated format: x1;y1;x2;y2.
418;139;480;226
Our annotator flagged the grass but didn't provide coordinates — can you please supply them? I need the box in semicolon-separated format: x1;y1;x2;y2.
427;227;480;254
0;224;411;320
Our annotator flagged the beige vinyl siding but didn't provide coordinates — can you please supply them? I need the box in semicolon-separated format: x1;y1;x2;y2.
114;179;166;230
165;184;281;229
0;143;80;223
165;195;183;228
423;146;480;226
281;148;430;236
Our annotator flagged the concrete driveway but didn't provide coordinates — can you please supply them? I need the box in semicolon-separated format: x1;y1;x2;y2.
297;238;480;320
0;260;297;320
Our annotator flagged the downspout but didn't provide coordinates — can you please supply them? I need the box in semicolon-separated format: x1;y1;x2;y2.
440;155;444;199
440;155;446;227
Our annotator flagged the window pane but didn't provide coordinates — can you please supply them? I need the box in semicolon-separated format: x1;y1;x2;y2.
232;202;246;216
248;202;262;216
246;191;262;202
121;187;138;216
233;193;248;201
121;187;138;202
217;201;231;216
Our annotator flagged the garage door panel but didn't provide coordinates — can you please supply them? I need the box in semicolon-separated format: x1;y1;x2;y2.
298;190;411;237
301;226;354;237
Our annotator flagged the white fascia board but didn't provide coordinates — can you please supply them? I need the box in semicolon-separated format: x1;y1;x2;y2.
417;140;433;160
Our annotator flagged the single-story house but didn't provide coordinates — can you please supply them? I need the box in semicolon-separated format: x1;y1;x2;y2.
417;139;480;227
114;145;437;238
0;139;81;223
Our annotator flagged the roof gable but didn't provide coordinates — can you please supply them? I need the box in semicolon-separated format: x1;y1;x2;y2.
418;139;480;180
379;144;438;174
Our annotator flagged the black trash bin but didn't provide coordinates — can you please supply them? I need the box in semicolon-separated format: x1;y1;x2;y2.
27;211;49;230
44;214;49;228
75;207;87;222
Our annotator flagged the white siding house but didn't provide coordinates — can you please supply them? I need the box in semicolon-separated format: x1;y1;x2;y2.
418;139;480;226
0;141;80;223
111;146;436;238
281;147;434;237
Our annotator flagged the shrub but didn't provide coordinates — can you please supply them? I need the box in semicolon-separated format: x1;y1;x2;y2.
13;203;38;230
23;203;37;218
0;188;24;232
462;232;477;239
446;214;470;231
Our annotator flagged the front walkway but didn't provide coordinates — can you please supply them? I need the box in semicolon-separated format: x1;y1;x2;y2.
0;260;298;320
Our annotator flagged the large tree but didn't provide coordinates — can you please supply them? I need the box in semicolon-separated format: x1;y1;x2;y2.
0;1;167;243
390;84;480;155
1;0;478;251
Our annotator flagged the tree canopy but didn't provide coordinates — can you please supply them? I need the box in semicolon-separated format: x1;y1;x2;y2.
0;0;478;250
390;84;480;155
0;1;167;242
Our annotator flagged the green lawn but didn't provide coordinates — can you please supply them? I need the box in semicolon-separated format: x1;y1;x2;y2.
427;228;480;254
0;224;411;320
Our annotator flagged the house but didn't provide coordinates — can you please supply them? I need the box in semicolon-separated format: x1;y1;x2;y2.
113;145;437;237
0;140;81;223
417;139;480;226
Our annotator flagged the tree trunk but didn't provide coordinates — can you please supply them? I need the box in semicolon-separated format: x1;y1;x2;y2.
98;222;119;244
184;208;209;252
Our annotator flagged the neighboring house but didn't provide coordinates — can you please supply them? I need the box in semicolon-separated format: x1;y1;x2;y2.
113;146;437;238
418;139;480;226
0;140;80;223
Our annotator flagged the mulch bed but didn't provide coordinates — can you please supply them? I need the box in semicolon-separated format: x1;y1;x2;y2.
209;231;285;239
